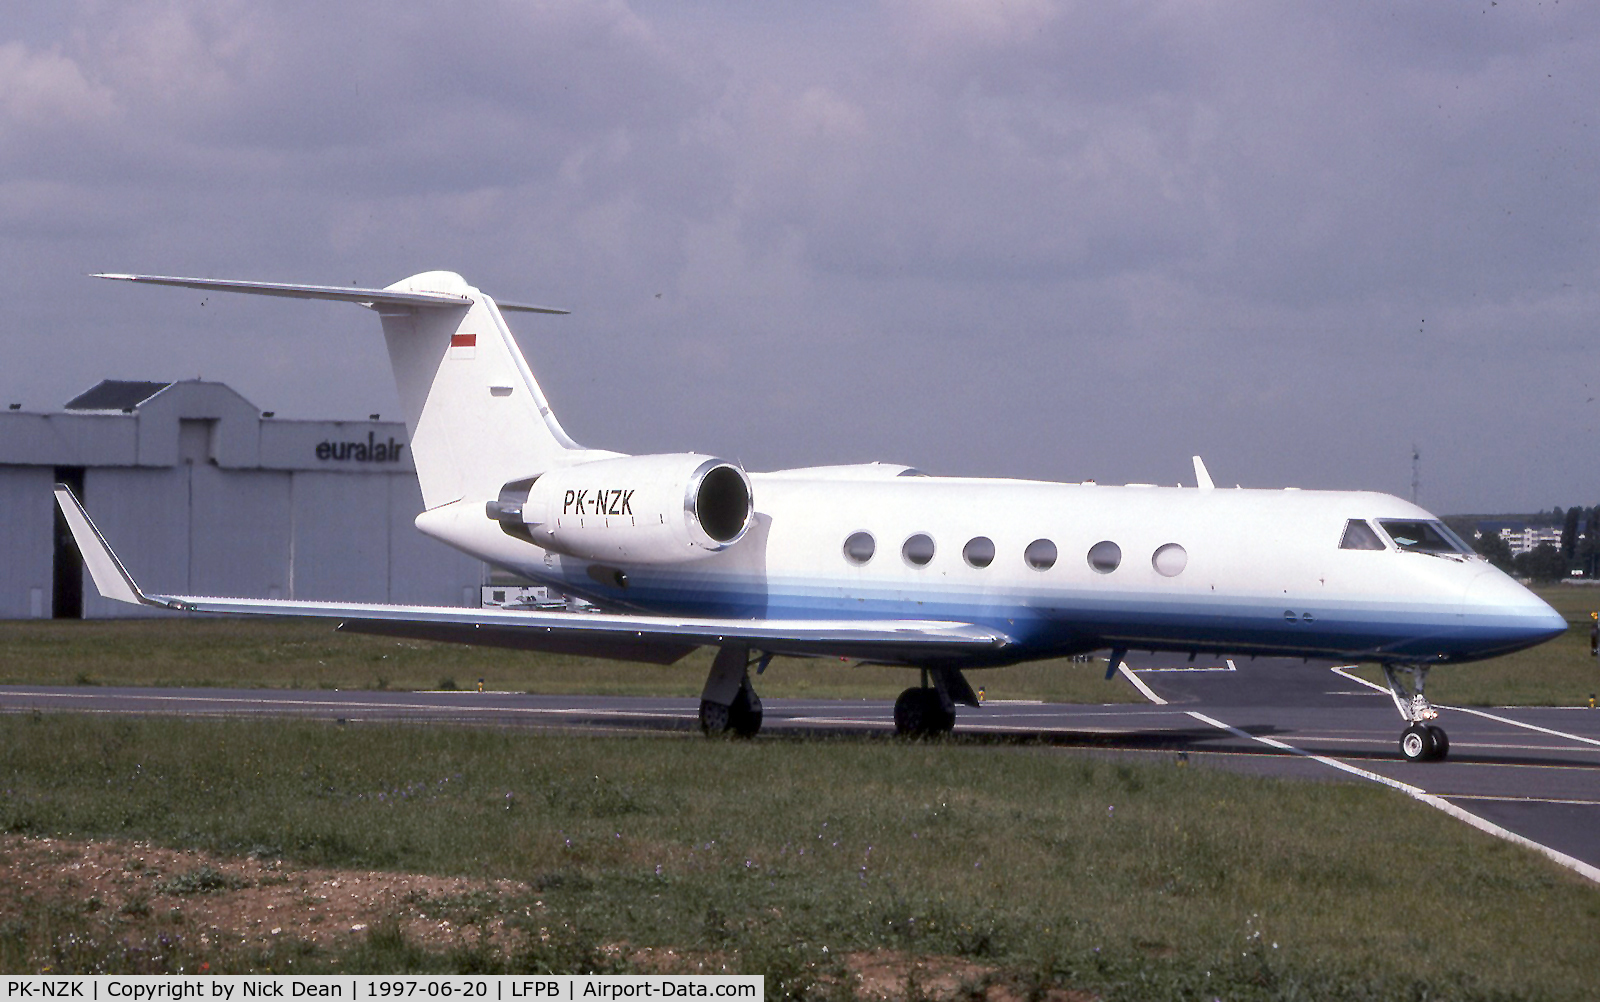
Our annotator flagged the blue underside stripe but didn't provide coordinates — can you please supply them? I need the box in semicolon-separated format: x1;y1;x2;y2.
504;564;1557;663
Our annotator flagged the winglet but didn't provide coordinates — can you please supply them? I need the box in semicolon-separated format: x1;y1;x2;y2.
53;485;169;609
1192;456;1215;491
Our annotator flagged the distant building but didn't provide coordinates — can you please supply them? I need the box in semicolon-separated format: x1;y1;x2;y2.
1497;525;1564;557
0;380;485;619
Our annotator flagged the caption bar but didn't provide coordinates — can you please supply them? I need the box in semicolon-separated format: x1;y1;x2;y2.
1;978;762;1002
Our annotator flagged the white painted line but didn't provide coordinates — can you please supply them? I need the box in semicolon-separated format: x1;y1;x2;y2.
777;716;882;725
1133;666;1235;672
1446;706;1600;748
1445;794;1600;807
1185;710;1600;885
1329;665;1388;694
1118;664;1167;705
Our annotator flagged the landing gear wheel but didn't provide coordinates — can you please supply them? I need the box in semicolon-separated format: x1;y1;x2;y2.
728;688;763;738
699;699;730;735
1400;723;1432;762
893;687;955;737
1426;725;1449;761
700;688;762;738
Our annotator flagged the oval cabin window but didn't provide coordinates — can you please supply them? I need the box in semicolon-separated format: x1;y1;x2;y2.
1087;540;1121;574
1024;538;1058;570
903;533;935;566
1152;543;1187;577
843;531;876;564
963;536;995;568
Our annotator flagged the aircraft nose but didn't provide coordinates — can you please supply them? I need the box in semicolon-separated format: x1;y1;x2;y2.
1462;568;1568;651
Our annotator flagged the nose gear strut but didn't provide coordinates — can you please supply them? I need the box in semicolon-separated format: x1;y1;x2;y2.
1382;664;1449;762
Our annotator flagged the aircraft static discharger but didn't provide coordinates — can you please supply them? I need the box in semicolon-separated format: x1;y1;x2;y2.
57;271;1567;759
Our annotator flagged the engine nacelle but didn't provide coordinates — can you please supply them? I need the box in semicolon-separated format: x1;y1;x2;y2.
488;454;754;564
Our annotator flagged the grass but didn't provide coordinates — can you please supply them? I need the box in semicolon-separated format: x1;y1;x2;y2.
0;617;1142;704
1;714;1597;996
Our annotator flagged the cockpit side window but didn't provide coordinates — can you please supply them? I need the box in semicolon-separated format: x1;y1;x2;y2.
1378;519;1471;554
1339;519;1386;551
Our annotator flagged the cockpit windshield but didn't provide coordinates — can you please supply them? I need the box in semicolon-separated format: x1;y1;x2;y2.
1339;519;1386;550
1378;519;1473;555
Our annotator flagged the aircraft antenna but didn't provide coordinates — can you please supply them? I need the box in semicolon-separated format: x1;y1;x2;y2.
1411;445;1421;505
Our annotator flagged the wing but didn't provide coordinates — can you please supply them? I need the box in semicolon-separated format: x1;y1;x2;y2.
54;486;1013;666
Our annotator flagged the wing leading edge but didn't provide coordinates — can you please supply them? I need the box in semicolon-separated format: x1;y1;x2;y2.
53;486;1013;666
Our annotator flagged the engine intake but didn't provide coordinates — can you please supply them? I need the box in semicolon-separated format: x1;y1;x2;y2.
488;453;754;564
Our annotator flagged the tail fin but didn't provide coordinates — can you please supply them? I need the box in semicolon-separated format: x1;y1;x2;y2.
374;271;602;508
95;271;607;509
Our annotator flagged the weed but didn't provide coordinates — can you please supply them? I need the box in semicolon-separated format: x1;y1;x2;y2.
158;866;249;896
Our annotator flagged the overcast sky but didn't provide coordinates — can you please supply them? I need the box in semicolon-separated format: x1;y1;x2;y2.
4;1;1598;513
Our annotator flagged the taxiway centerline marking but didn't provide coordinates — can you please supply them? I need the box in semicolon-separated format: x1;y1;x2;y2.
1185;710;1600;885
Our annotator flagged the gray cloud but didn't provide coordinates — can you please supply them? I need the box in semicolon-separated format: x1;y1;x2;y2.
3;0;1599;512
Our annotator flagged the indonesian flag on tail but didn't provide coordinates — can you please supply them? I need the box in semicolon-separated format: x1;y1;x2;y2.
449;330;476;359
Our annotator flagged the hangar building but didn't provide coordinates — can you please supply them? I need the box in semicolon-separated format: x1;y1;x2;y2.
0;380;485;619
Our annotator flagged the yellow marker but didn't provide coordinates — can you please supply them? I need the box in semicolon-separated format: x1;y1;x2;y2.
478;678;485;693
977;687;986;704
1590;693;1596;709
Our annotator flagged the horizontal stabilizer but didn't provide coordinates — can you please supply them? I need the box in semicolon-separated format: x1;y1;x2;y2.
93;274;569;314
53;486;1012;666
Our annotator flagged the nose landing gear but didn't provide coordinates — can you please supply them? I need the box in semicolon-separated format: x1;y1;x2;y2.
1400;722;1449;762
1383;664;1449;761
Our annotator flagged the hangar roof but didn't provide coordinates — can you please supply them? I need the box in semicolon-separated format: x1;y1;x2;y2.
64;380;176;412
0;380;410;473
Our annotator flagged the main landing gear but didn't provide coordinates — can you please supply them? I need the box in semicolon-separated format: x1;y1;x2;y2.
893;668;981;738
699;644;766;737
1382;664;1449;762
894;686;954;737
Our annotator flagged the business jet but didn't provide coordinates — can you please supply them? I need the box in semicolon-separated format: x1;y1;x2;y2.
56;271;1567;761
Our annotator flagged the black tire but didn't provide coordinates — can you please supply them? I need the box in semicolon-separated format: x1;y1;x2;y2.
699;698;730;736
728;688;763;738
1427;725;1449;761
702;690;762;738
894;687;955;737
1400;723;1431;761
893;687;926;736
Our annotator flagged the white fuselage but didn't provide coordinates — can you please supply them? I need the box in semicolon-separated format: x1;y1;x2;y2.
417;472;1565;668
91;271;1565;673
